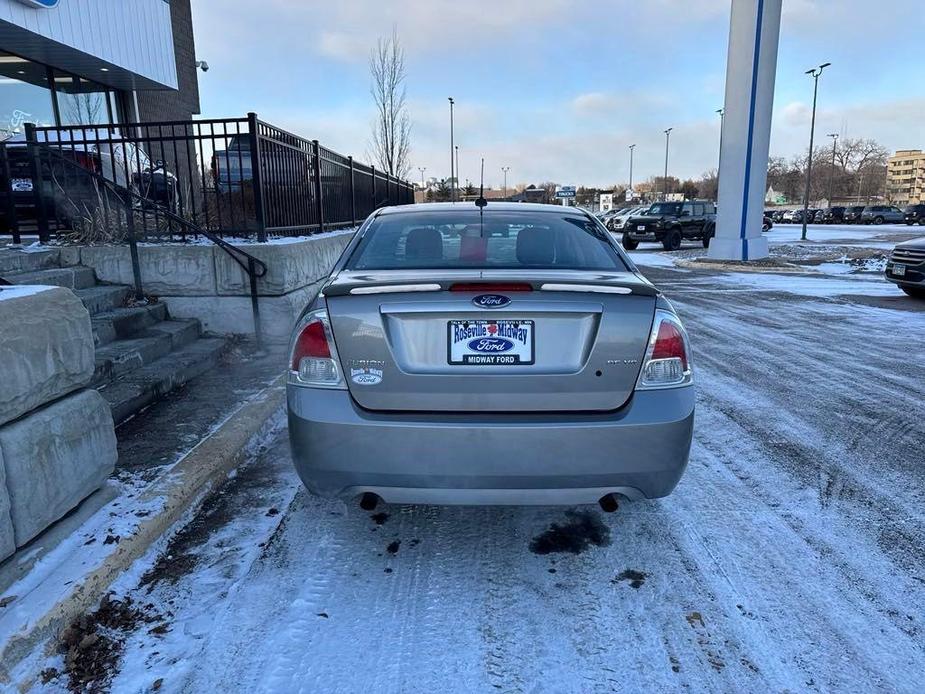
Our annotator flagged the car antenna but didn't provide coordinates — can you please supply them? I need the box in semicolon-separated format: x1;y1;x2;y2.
475;158;487;209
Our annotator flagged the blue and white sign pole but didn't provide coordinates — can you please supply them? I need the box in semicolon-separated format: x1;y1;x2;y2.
709;0;782;261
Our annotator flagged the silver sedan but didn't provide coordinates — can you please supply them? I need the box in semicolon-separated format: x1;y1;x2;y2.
287;203;694;511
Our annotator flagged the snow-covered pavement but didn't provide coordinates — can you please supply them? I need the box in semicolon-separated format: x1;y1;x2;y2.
33;263;925;694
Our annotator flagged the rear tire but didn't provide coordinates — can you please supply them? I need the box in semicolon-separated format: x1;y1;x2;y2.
875;216;884;225
662;229;682;251
621;233;638;250
901;286;925;299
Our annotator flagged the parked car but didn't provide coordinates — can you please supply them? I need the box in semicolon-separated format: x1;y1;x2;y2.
843;205;866;224
287;202;694;510
822;206;846;224
771;210;786;223
623;200;716;250
605;205;649;232
813;209;826;223
0;129;179;231
903;204;925;226
763;214;774;232
885;238;925;298
781;209;796;223
861;205;904;225
790;208;822;224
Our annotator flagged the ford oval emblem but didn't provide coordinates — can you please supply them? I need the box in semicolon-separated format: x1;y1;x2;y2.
468;337;514;353
472;294;511;309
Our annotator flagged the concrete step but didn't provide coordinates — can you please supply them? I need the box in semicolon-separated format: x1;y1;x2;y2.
145;318;202;350
91;333;174;387
73;285;132;316
0;248;61;275
5;266;96;290
91;302;169;346
99;337;229;424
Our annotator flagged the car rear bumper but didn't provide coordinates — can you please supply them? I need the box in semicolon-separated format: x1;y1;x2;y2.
287;386;695;505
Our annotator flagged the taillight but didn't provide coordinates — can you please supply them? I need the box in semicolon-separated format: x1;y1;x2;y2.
636;310;692;390
288;309;345;389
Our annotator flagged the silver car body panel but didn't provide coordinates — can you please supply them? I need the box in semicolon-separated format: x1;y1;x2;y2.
288;386;694;504
287;203;694;505
326;270;656;413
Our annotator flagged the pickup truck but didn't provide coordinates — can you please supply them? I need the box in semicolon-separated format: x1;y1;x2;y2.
623;200;716;250
210;135;254;193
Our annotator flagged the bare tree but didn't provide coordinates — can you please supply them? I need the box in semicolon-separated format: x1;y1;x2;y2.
62;92;105;125
369;29;411;179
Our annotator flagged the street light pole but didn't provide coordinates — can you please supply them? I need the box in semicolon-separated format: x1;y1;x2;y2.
827;132;839;205
628;144;636;196
663;128;673;201
801;62;830;240
448;97;455;202
455;145;460;198
418;166;427;202
716;108;725;173
501;166;510;199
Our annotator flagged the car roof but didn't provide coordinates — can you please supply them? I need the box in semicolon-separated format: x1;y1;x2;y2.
375;202;592;217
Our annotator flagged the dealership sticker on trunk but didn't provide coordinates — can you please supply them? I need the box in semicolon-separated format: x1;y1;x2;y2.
448;320;534;365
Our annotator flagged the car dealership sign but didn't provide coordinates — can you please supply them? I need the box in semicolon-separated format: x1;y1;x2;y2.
14;0;60;8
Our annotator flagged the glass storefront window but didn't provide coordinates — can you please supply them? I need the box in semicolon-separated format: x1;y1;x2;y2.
0;51;56;140
54;72;113;127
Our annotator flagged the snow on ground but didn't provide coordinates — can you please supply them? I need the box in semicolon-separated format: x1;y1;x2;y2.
0;285;54;301
29;264;925;694
710;271;901;297
627;250;682;269
768;222;917;247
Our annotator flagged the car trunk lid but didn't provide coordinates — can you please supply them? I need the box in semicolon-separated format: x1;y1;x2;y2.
325;270;657;412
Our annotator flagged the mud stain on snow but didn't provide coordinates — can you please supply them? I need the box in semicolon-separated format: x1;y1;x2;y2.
613;569;648;589
529;510;611;555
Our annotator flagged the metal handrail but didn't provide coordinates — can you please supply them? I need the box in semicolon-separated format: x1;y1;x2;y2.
35;144;269;344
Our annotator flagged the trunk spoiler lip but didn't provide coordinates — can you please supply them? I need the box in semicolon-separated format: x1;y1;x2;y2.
323;271;659;298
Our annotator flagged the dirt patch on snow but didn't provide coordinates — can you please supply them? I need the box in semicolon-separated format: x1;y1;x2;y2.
529;510;611;555
53;593;161;693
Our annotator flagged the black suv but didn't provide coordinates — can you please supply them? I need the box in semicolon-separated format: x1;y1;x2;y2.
623;200;716;250
843;205;866;224
903;204;925;226
822;206;846;224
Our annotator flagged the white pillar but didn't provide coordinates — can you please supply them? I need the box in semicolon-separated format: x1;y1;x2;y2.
709;0;782;261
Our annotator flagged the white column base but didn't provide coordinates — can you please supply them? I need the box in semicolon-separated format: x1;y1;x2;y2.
707;235;769;261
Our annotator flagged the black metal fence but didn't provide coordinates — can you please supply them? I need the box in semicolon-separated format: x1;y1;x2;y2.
0;112;414;244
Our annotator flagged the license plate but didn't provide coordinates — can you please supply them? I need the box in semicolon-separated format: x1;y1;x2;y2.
637;225;646;231
448;320;534;365
10;178;32;192
892;264;906;277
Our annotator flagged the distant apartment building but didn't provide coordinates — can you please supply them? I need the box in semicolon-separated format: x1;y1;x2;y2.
887;150;925;205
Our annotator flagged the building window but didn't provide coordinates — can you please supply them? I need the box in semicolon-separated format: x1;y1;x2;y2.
0;50;56;139
0;50;121;140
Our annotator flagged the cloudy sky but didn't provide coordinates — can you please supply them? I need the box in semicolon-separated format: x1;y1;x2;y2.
192;0;925;189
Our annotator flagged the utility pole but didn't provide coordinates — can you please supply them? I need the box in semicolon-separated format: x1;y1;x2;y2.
801;62;830;240
663;128;673;201
628;144;636;197
827;132;839;205
501;166;510;199
448;97;455;202
418;166;427;202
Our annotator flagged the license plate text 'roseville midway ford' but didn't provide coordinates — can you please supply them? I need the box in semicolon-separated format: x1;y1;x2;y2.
448;320;534;365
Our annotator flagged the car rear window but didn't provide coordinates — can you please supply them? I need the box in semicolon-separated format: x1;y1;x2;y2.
347;210;630;271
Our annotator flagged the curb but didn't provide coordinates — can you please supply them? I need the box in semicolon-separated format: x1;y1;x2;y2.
0;374;286;683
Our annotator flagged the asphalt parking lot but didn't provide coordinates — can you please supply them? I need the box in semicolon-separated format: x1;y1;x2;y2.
45;235;925;694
